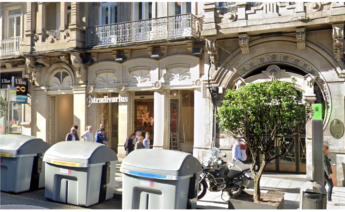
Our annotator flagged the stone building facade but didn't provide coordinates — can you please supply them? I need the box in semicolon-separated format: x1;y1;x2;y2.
1;2;345;186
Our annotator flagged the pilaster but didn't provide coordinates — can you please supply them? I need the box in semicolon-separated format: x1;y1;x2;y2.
60;2;67;31
73;88;86;141
153;90;169;149
202;2;217;35
117;92;134;158
36;3;46;41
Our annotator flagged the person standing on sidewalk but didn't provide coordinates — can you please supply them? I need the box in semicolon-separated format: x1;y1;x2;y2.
143;132;151;149
81;126;94;142
95;124;107;143
124;133;135;156
135;136;146;149
232;136;242;161
323;142;337;205
240;140;247;163
95;128;107;145
133;130;142;149
72;125;80;140
66;127;77;141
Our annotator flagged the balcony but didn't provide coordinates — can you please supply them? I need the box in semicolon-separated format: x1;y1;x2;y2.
0;37;21;58
86;14;202;48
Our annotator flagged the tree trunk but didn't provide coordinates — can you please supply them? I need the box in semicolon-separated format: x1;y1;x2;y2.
253;175;261;202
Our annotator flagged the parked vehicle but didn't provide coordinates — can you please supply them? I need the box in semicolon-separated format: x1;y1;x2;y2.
198;148;254;199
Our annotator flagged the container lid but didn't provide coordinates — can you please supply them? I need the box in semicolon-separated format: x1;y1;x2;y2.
0;135;50;158
120;149;202;180
43;141;117;168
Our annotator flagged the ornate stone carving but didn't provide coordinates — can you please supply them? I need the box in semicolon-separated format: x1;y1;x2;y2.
193;79;202;87
70;52;83;84
304;73;318;95
332;23;344;62
49;69;72;90
124;49;131;59
118;83;126;91
37;56;51;67
330;119;344;139
187;43;193;54
160;46;167;56
296;27;306;50
87;85;94;93
152;81;162;89
265;65;281;81
238;33;249;54
166;64;191;71
205;37;218;68
128;66;151;73
91;53;98;62
33;34;39;42
147;47;153;56
95;70;117;88
60;53;70;64
129;71;151;86
234;77;246;89
4;62;13;69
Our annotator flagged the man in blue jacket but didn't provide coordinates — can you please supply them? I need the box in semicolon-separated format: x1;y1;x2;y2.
95;128;107;145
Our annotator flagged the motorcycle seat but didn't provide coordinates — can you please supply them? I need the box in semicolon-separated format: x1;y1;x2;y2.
228;160;251;172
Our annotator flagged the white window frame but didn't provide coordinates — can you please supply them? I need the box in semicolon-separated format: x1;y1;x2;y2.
99;2;118;25
133;2;152;21
168;2;191;16
7;8;22;39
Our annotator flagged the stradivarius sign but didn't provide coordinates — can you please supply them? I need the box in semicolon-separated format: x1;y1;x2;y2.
87;95;128;107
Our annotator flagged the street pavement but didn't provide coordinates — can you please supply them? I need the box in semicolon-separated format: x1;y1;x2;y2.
1;160;345;210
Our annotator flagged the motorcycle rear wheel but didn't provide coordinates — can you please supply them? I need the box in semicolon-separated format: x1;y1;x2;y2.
228;187;242;199
198;179;207;200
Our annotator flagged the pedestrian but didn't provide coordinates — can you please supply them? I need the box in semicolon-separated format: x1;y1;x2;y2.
80;126;94;142
240;140;247;162
232;136;242;161
323;142;337;205
66;127;77;141
133;130;142;149
95;128;107;145
124;133;135;156
143;132;151;149
135;135;146;149
95;124;107;142
72;125;80;140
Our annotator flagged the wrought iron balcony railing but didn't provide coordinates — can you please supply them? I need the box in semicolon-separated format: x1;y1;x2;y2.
86;14;202;47
0;37;21;58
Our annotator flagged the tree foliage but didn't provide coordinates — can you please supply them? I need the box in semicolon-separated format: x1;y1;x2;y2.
215;79;311;201
0;96;7;119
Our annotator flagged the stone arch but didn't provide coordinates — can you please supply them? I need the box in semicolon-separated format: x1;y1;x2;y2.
122;58;159;87
88;61;122;88
45;63;75;90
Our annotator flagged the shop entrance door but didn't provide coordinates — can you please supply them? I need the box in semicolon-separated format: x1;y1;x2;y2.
264;123;306;173
134;97;154;148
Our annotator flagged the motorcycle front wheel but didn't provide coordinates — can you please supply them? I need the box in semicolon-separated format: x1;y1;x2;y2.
228;187;242;199
198;179;208;200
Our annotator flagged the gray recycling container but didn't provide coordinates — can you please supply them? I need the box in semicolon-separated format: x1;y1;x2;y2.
120;149;202;209
299;181;327;209
43;141;117;207
0;135;50;193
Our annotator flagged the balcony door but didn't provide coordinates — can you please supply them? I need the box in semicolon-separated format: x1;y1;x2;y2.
132;2;153;42
8;9;21;39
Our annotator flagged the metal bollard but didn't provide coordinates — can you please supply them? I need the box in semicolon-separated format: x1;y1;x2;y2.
299;181;327;209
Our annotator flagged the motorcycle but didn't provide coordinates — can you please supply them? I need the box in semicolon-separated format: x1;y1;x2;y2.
198;148;254;200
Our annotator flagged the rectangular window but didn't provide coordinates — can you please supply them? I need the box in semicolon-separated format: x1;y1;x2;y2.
100;3;117;25
169;90;194;153
8;9;21;38
139;2;143;20
175;2;181;15
67;4;71;28
148;2;152;19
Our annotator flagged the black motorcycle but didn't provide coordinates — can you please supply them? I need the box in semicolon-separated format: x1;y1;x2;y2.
198;148;254;200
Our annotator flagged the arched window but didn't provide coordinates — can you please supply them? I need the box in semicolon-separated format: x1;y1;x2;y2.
49;69;72;90
99;2;117;25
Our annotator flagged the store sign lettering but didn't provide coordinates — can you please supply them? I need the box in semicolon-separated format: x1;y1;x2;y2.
87;95;128;107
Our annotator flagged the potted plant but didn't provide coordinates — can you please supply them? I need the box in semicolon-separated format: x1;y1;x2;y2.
215;79;310;209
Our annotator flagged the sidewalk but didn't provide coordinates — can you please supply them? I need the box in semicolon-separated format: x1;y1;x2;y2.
114;162;345;209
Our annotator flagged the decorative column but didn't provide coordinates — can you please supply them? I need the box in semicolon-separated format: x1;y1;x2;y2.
68;2;82;47
60;2;67;31
73;88;86;141
332;23;344;62
153;91;170;149
117;92;134;158
36;2;46;41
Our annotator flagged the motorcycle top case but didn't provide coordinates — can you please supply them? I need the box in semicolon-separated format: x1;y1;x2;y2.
121;149;202;180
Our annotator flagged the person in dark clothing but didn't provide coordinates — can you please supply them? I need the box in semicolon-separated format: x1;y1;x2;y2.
323;142;337;205
95;128;107;145
72;125;80;140
66;127;77;141
124;133;135;156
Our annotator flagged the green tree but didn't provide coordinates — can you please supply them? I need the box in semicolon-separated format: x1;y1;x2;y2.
0;96;7;119
215;79;310;202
